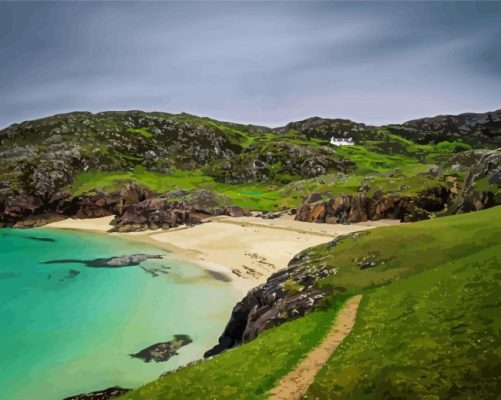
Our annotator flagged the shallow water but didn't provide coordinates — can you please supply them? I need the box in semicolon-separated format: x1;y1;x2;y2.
0;228;239;400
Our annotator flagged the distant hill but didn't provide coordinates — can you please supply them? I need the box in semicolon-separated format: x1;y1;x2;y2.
0;109;499;228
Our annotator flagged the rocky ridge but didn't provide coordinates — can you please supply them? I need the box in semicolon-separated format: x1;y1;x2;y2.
1;109;500;229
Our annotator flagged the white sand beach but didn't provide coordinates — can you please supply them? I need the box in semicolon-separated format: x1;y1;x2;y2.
45;215;400;293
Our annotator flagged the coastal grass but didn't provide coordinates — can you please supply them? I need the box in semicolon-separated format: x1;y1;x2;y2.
300;206;501;398
307;244;501;399
118;207;501;400
308;205;501;293
118;297;349;400
65;126;467;213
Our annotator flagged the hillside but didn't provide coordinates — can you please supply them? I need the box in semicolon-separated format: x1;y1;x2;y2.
115;206;501;400
1;110;499;399
0;109;499;229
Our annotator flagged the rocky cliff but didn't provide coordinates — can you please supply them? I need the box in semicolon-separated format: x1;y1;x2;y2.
204;234;356;357
294;187;450;224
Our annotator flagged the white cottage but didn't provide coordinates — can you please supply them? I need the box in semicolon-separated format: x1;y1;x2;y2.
330;137;354;146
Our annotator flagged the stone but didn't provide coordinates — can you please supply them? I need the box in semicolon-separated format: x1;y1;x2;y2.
130;335;193;363
63;386;130;400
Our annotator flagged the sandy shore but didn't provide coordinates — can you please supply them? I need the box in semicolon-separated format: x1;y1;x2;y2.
45;215;399;294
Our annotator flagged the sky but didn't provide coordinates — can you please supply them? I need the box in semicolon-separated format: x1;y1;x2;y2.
0;1;500;129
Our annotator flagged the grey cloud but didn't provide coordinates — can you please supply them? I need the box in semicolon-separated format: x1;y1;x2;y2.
0;1;500;128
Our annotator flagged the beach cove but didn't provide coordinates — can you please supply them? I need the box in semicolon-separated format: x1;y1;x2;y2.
0;214;398;399
46;215;400;292
0;228;241;400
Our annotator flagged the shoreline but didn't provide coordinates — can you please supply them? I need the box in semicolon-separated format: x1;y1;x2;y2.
44;215;401;296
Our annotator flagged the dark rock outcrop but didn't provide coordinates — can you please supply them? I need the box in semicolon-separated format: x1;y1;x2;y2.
0;194;44;227
223;205;249;217
454;148;500;213
130;334;193;363
0;183;153;228
294;187;450;224
111;189;247;232
11;213;67;229
204;252;339;357
110;198;212;232
393;109;501;147
63;386;130;400
57;183;154;219
208;141;355;184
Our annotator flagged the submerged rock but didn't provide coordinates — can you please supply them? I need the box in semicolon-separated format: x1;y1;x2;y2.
20;234;57;242
63;386;130;400
130;334;193;363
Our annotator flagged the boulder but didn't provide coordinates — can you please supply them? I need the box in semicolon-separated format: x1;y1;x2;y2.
223;205;249;217
63;387;130;400
130;335;192;363
0;194;44;226
111;198;212;232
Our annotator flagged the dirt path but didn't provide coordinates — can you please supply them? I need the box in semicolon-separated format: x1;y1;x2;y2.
269;295;363;400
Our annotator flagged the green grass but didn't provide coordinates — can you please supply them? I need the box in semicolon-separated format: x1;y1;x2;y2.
118;297;349;400
64;124;474;213
309;205;501;292
68;167;284;211
68;167;213;197
307;244;500;399
119;206;501;400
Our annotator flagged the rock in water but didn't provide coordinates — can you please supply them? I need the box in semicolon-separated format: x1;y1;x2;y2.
63;386;130;400
41;254;163;268
101;254;162;267
130;334;193;363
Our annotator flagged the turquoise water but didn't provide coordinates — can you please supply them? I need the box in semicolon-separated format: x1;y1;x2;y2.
0;228;239;400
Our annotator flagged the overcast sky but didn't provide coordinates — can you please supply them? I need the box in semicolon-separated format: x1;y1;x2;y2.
1;1;500;128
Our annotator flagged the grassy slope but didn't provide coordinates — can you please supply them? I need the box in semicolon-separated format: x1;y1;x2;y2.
69;166;282;211
119;298;349;400
307;245;500;399
67;132;464;211
119;206;501;400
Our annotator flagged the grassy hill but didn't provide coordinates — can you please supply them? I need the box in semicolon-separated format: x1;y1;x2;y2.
119;206;501;400
1;110;498;211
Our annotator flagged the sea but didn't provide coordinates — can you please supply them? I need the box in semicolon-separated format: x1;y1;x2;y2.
0;228;239;399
